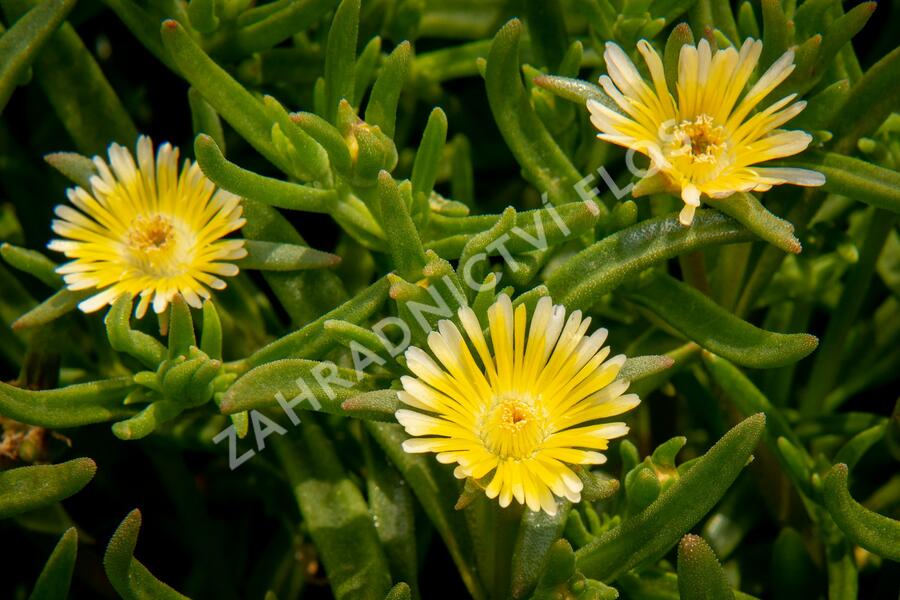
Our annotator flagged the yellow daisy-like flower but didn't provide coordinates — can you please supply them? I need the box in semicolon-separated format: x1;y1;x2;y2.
395;295;639;515
587;38;825;226
48;136;247;317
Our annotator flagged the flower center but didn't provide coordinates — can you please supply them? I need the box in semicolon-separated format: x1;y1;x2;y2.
125;214;187;277
128;215;175;252
481;395;546;460
665;114;727;164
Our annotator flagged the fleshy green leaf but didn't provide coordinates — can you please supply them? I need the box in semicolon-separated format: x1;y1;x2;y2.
677;534;735;600
713;192;801;254
232;0;339;56
161;20;283;169
410;107;448;213
363;433;420;599
575;414;766;581
219;359;368;414
243;276;388;367
0;377;134;428
547;211;755;311
44;151;97;188
186;0;219;34
831;46;900;154
1;243;62;288
273;419;393;600
104;510;191;599
0;0;136;154
823;464;900;561
194;134;338;214
366;422;485;600
323;0;359;123
0;458;96;519
377;171;427;280
365;41;412;138
340;389;401;421
106;295;166;369
780;151;900;214
384;583;412;600
427;201;599;260
28;527;78;600
11;286;91;331
0;0;75;112
627;271;818;368
510;500;570;598
237;240;341;271
485;19;595;209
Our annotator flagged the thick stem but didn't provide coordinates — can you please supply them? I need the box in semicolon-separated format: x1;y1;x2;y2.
491;502;523;600
678;250;711;295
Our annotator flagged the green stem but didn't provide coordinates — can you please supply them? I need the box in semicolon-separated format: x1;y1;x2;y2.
678;250;710;295
491;503;522;600
734;190;820;318
801;208;896;415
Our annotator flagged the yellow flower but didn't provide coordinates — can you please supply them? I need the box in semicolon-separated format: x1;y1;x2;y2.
395;295;639;514
587;38;825;226
48;136;247;317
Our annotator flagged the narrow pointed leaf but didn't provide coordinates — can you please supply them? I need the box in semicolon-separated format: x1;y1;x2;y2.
0;0;75;112
0;377;134;427
0;458;96;519
547;211;755;311
324;0;359;123
195;135;338;213
272;421;392;600
575;414;766;581
823;464;900;561
365;41;412;138
779;151;900;214
1;243;62;288
104;510;190;599
199;301;222;360
411;107;448;201
237;240;341;271
677;534;735;600
106;295;166;369
377;172;427;280
29;527;78;600
485;19;595;208
161;20;282;169
366;422;485;600
628;272;818;368
12;286;91;331
220;359;367;414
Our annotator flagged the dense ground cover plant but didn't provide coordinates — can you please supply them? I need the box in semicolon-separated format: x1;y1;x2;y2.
1;0;899;598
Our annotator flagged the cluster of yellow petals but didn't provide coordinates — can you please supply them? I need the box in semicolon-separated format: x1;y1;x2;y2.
588;38;825;225
396;295;639;514
48;136;246;316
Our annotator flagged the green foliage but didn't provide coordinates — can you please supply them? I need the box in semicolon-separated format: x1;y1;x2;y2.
0;0;898;597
